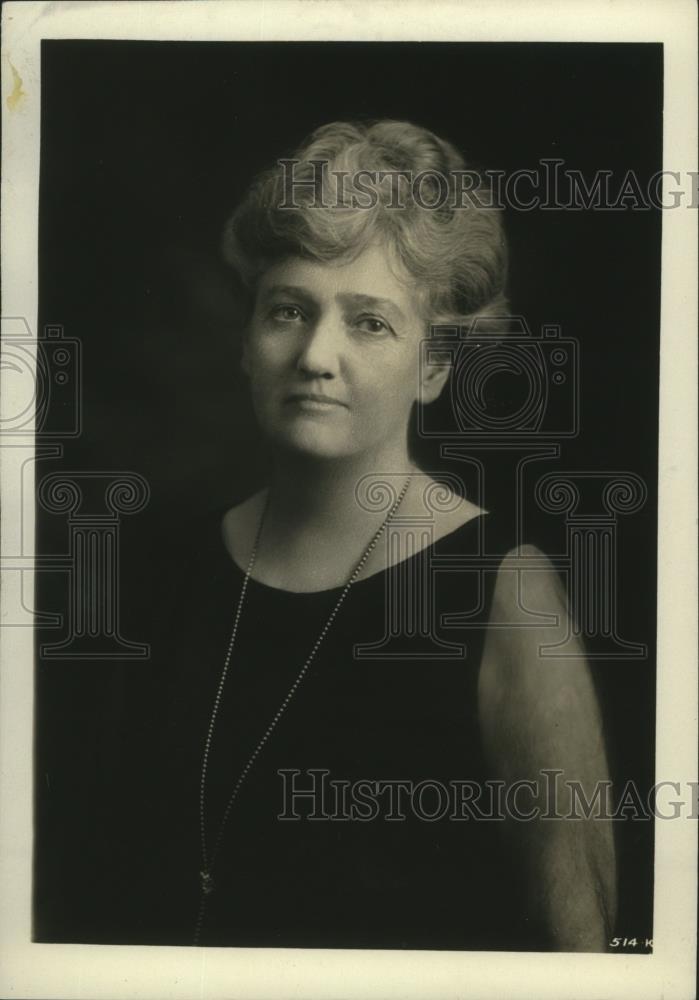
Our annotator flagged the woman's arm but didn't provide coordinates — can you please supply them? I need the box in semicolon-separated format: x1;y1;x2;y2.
478;545;617;951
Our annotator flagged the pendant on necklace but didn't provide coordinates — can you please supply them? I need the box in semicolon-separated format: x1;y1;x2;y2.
200;869;215;895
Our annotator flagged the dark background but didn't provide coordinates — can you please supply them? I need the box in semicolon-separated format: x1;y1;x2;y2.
35;40;661;947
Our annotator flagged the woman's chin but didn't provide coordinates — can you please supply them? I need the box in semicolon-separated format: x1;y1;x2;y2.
270;428;357;462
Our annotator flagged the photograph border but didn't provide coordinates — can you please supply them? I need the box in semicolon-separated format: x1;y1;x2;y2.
1;2;697;998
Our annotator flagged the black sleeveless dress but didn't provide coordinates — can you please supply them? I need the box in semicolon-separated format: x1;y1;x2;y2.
35;504;549;950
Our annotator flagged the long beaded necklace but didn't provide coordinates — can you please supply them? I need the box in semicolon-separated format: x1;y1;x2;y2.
194;475;412;945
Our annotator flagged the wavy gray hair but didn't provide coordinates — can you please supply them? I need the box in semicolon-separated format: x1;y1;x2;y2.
222;119;508;330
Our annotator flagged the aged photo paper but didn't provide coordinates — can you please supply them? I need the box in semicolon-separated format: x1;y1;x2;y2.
1;1;697;998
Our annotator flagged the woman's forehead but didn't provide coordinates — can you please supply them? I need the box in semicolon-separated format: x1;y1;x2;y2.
257;244;422;317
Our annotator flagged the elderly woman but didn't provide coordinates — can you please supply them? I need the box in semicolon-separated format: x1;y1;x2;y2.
107;120;615;951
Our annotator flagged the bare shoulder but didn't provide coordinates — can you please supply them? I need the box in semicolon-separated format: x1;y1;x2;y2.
221;490;267;567
489;543;568;628
480;543;577;697
478;542;606;769
477;541;616;946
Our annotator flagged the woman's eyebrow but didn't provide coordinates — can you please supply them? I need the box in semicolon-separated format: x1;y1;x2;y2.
337;293;406;323
258;283;316;304
258;285;407;324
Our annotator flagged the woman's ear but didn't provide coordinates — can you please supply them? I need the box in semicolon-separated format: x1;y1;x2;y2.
238;292;258;376
240;322;252;376
419;351;452;405
241;340;250;376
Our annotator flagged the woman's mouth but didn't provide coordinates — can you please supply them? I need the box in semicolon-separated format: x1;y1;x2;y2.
285;392;348;412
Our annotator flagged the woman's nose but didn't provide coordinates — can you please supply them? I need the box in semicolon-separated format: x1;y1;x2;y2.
296;314;343;378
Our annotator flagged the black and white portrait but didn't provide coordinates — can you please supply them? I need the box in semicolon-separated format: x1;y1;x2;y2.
1;2;696;998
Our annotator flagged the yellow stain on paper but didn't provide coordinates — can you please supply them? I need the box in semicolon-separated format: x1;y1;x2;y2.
6;63;26;112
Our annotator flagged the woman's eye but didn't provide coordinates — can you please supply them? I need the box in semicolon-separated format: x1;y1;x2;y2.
270;305;305;322
356;316;391;335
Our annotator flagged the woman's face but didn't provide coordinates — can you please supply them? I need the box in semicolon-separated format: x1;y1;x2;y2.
242;242;449;463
